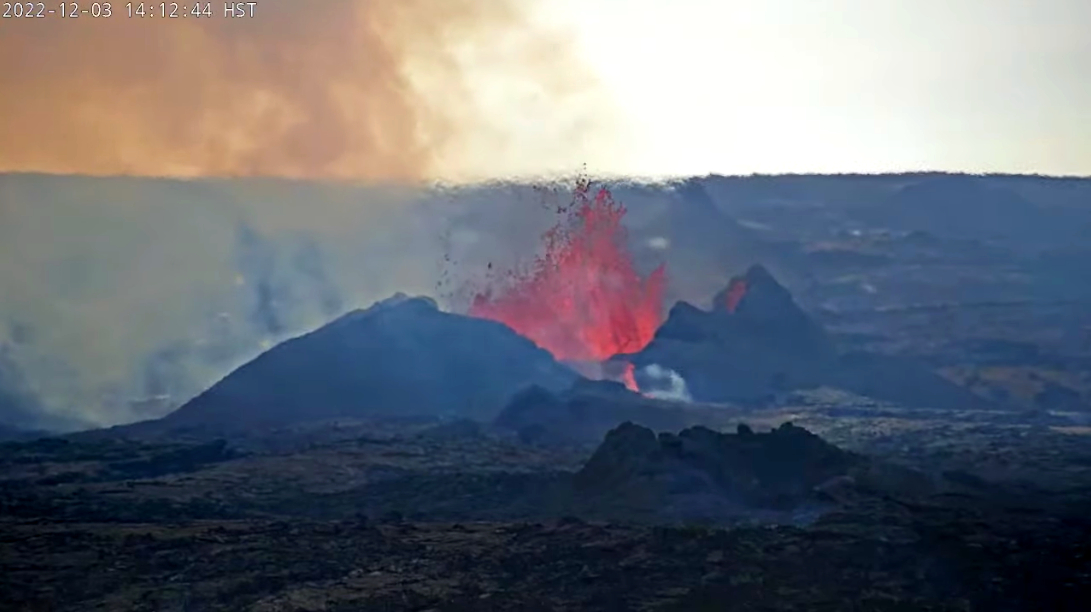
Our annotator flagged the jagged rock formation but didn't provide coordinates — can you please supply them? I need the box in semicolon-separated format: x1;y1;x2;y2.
631;264;990;410
150;294;578;432
572;422;864;520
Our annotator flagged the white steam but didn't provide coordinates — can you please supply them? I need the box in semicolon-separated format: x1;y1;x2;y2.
640;363;692;402
647;236;670;250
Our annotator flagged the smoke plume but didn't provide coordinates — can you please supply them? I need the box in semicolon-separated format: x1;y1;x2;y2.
0;0;629;428
0;0;617;182
640;364;692;402
0;171;598;428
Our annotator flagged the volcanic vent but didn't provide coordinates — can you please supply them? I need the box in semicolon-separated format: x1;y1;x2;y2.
467;180;666;389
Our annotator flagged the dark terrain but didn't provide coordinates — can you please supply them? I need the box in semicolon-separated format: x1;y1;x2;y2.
3;172;1091;610
3;413;1091;611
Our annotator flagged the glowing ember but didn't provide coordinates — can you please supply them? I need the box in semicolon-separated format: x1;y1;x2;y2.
722;278;748;313
469;181;666;388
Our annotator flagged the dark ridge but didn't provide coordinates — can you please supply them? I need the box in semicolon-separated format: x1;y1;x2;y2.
128;294;578;435
573;421;864;517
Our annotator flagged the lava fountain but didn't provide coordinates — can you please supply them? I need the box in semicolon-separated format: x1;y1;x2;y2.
468;180;666;390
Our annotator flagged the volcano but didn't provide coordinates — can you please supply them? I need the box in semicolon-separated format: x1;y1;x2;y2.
633;264;836;403
141;294;578;434
633;264;991;410
468;181;665;388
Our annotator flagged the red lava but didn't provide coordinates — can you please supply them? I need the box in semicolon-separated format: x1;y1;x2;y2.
469;181;665;390
722;278;748;313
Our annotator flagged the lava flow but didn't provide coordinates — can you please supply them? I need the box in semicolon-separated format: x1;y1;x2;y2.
469;181;666;390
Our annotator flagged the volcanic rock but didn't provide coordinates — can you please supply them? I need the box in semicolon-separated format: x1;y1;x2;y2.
494;378;701;446
150;294;578;433
572;421;864;520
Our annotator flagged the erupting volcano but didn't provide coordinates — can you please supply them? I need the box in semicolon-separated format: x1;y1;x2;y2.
469;181;666;389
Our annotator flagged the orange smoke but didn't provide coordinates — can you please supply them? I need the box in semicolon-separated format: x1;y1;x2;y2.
469;181;665;387
0;0;597;182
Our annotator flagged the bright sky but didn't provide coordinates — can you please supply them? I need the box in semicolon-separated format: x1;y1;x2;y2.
534;0;1091;178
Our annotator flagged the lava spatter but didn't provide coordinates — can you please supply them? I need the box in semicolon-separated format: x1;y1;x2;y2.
469;181;665;388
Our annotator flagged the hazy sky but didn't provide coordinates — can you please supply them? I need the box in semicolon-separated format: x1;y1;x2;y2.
0;0;1087;180
549;0;1091;177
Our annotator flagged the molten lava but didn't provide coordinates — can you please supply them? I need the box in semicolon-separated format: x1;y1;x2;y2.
722;278;748;313
469;181;665;388
619;361;638;391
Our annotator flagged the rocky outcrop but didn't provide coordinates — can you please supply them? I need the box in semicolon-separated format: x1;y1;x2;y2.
573;422;864;519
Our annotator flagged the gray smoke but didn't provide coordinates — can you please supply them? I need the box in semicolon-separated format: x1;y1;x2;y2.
0;174;580;428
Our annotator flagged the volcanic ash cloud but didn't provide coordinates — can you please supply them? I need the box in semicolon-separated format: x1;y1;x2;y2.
0;0;620;183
